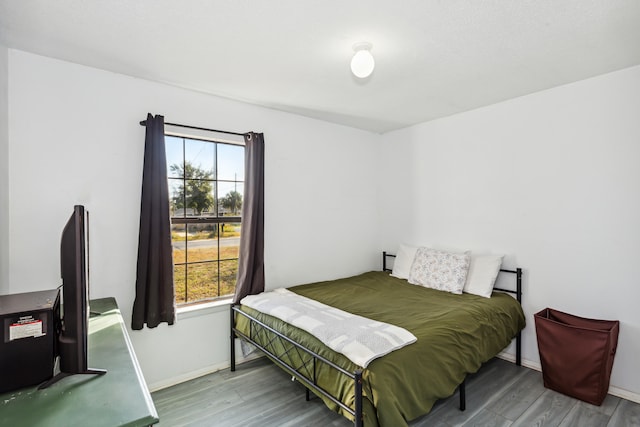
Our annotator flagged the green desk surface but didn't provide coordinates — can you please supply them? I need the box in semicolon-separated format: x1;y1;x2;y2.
0;297;159;427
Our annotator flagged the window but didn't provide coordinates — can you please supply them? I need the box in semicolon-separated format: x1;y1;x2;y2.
165;134;245;305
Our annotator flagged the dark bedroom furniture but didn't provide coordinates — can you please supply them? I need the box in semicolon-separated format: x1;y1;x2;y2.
534;308;619;406
0;289;60;393
230;252;524;427
0;297;159;427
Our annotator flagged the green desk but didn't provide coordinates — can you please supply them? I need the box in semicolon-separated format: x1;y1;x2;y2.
0;298;159;427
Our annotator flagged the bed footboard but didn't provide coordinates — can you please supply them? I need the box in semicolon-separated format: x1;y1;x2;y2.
230;304;364;427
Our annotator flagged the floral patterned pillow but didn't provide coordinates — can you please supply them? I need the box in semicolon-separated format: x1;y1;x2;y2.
408;247;471;294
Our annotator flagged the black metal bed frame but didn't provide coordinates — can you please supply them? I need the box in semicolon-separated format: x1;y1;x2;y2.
230;252;523;427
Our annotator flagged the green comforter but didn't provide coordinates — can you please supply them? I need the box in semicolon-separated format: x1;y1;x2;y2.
236;271;525;427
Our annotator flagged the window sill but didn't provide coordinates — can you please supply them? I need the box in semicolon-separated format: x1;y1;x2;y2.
176;297;233;320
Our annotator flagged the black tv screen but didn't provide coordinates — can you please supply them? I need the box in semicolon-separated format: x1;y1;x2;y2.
39;205;105;388
58;204;90;373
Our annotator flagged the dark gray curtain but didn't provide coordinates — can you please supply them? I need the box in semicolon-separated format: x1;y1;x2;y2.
132;113;175;329
233;132;265;303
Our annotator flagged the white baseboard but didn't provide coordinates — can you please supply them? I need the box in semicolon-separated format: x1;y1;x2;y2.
497;352;640;405
148;363;227;392
148;352;264;392
496;351;541;371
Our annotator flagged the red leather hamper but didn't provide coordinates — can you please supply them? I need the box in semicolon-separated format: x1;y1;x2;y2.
534;308;619;405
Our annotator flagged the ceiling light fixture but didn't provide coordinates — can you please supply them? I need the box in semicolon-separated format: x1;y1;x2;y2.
350;42;375;79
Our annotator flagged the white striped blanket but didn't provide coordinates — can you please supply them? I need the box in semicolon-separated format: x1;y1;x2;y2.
241;288;417;368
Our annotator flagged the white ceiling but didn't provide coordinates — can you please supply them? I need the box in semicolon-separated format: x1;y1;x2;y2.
1;1;639;133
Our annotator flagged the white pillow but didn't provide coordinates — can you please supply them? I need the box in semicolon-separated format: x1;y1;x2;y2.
390;244;419;279
408;247;470;294
463;255;504;298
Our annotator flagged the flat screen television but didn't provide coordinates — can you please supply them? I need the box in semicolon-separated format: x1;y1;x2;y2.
39;205;106;388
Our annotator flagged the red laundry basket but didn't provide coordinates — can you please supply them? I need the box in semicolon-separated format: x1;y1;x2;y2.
534;308;619;406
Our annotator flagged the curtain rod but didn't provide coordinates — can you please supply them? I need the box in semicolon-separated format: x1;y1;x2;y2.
139;120;248;137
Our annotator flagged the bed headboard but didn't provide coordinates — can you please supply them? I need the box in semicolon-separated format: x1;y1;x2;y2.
382;251;395;273
382;251;522;304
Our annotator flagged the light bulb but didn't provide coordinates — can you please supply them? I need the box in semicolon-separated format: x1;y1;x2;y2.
350;42;375;78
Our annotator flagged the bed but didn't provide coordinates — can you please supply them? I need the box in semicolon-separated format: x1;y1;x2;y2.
230;252;525;427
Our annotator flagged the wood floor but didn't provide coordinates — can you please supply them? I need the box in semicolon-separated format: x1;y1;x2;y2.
152;357;640;427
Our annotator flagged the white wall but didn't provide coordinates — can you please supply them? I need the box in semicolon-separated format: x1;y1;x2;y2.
0;44;8;294
379;65;640;399
7;49;379;388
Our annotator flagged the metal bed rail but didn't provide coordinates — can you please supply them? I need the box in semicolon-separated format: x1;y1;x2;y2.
230;304;364;427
